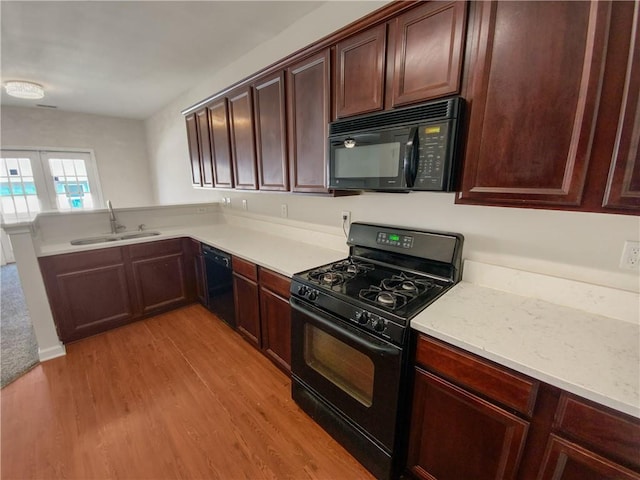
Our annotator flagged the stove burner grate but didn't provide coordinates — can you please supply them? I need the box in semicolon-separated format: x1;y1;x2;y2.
358;272;438;311
381;272;435;298
359;286;409;310
308;269;347;286
330;259;375;276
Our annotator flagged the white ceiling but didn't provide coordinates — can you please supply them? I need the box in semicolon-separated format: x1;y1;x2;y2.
1;1;324;120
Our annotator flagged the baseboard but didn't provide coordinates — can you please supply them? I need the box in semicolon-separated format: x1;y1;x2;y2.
38;344;66;361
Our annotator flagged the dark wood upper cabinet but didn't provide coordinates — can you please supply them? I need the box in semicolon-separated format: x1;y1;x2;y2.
458;1;610;207
195;108;214;187
286;50;331;193
253;72;289;191
228;87;258;190
209;98;234;188
603;2;640;211
335;23;387;118
185;113;202;186
390;1;467;107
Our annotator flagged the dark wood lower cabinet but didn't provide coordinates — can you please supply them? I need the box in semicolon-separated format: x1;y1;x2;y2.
232;256;291;373
130;254;188;315
408;333;640;480
538;436;640;480
40;248;135;343
407;368;529;480
192;240;208;307
232;271;261;347
259;268;291;373
40;238;195;343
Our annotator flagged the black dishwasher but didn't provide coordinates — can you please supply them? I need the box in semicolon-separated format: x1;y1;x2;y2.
202;245;236;328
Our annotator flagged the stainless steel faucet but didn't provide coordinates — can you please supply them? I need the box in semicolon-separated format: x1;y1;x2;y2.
106;200;125;234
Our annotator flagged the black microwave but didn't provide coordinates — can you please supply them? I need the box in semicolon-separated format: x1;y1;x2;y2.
328;97;463;192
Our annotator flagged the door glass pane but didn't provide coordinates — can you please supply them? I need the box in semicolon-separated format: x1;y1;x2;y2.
48;157;94;210
0;156;41;216
304;324;374;406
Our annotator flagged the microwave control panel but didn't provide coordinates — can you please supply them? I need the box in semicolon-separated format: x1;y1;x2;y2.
414;122;451;191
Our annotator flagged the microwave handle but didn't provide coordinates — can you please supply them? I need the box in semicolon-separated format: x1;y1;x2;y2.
403;127;418;188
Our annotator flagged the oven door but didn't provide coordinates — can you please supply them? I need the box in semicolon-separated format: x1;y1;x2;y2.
290;297;403;451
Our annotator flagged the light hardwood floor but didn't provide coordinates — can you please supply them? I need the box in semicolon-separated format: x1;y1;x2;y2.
1;304;374;479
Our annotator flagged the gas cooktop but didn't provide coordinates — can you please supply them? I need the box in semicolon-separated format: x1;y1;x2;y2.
295;257;447;321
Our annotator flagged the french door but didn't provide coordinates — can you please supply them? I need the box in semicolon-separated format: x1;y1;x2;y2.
0;149;103;216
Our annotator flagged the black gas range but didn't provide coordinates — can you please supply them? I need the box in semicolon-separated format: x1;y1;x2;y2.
290;222;463;480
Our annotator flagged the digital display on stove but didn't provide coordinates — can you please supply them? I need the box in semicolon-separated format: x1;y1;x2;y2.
376;231;414;248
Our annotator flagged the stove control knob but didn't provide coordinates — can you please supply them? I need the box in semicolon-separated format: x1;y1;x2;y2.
297;286;308;296
356;311;369;325
308;290;318;301
372;318;386;332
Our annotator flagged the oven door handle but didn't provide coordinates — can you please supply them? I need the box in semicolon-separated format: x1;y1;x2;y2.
291;297;400;357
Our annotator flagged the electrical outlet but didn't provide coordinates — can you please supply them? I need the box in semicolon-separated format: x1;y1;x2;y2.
280;204;288;218
242;199;247;210
341;210;351;226
620;241;640;270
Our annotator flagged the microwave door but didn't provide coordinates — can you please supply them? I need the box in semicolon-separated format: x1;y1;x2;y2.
329;130;410;190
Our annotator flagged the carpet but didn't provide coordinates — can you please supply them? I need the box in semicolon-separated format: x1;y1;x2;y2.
1;263;39;388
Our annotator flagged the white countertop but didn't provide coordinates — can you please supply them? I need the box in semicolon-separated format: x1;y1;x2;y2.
32;212;640;418
37;224;348;278
411;266;640;418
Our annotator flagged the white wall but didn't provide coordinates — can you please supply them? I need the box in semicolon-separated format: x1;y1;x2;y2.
1;106;154;207
145;1;640;293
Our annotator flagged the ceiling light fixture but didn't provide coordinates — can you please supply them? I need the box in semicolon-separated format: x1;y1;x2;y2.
4;81;45;99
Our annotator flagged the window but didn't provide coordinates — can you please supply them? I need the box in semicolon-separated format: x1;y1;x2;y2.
0;150;103;216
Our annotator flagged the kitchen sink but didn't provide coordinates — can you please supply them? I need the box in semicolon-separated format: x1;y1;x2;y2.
70;231;161;245
119;231;161;240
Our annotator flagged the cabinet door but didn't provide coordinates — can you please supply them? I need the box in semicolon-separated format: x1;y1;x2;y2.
185;113;202;186
259;268;291;373
39;248;134;343
603;2;640;211
254;72;289;191
209;98;234;188
390;1;466;107
229;87;258;190
335;24;387;118
538;436;640;480
407;368;529;480
286;50;331;193
192;241;207;307
196;108;214;187
233;273;261;347
129;240;189;315
458;1;610;207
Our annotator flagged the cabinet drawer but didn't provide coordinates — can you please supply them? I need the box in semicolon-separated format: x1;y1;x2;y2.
554;393;640;470
259;268;290;299
40;246;125;272
127;238;184;260
233;256;257;281
415;335;538;416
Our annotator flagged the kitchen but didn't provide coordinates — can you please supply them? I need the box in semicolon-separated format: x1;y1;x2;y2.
1;1;639;479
